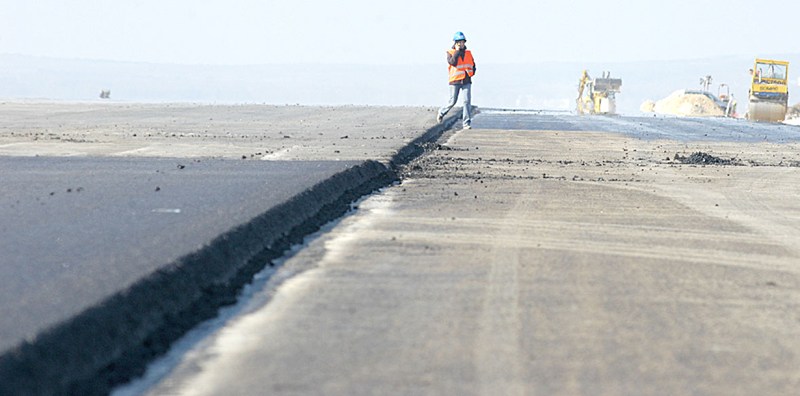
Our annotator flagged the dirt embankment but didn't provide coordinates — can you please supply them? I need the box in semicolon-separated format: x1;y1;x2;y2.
641;90;724;117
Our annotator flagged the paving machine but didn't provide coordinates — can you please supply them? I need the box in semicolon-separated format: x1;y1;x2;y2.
577;70;622;115
747;58;789;122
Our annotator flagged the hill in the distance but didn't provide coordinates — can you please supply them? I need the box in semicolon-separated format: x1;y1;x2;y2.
2;54;798;115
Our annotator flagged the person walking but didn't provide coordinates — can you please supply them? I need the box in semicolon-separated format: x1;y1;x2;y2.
437;31;476;129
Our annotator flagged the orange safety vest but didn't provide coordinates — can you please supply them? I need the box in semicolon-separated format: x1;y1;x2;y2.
447;49;475;83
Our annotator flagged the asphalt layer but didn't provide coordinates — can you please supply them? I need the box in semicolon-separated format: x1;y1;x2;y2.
0;156;361;353
476;109;800;142
0;104;460;396
0;103;442;161
0;157;396;396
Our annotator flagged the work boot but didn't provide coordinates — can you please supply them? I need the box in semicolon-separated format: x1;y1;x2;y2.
436;113;443;123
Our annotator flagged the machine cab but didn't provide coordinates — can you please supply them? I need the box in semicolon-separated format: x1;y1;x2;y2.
751;59;789;101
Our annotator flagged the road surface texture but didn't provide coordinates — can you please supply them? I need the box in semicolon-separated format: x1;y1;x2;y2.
0;103;452;395
0;102;440;160
129;110;800;396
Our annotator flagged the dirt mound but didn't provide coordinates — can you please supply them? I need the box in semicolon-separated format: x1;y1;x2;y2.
644;90;724;117
674;152;736;165
640;100;656;113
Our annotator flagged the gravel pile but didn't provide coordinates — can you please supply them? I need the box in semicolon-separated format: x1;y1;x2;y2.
674;152;736;165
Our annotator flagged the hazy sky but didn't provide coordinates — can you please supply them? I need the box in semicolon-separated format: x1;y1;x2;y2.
2;0;798;65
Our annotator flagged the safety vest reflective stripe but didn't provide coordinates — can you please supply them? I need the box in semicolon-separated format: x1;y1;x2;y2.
448;50;475;83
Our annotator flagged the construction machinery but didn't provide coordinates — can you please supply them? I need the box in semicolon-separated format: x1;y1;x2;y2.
747;58;789;122
577;70;622;115
717;84;731;110
699;77;737;117
679;89;738;117
716;84;738;117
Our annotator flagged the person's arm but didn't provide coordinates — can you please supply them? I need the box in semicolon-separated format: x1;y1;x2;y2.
447;50;459;66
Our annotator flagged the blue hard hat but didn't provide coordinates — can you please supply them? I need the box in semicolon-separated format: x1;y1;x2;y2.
453;31;466;41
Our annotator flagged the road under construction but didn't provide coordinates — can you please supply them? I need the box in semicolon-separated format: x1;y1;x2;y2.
1;104;800;395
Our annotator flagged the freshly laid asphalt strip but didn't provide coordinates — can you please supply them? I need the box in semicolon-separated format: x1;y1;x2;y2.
475;109;800;142
0;114;460;396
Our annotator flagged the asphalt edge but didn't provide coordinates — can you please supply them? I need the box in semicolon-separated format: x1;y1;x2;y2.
0;113;460;396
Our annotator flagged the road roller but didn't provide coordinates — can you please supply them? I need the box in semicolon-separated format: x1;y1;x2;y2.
747;58;789;122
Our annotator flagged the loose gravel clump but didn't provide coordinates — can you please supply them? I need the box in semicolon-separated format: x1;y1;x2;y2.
674;152;737;165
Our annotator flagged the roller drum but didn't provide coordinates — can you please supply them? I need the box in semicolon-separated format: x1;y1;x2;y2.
747;100;787;122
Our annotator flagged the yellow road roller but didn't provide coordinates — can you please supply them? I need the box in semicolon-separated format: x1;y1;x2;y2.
747;58;789;122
